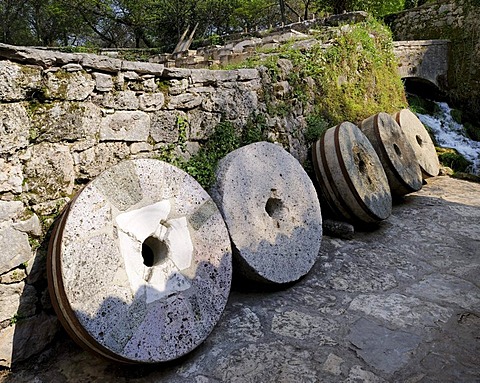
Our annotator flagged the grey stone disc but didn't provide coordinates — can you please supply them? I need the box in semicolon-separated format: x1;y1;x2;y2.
210;141;322;284
360;112;423;196
47;159;232;364
394;109;440;178
312;122;392;224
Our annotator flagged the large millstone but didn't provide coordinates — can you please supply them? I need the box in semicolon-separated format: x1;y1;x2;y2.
210;141;322;285
47;159;232;364
393;109;440;178
312;122;392;224
359;112;423;196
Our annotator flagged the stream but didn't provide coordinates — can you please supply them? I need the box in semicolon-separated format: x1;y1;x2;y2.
416;102;480;175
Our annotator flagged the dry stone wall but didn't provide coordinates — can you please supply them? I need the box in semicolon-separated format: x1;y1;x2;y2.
0;44;313;368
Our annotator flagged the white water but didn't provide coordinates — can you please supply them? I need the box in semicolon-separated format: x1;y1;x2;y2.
417;102;480;175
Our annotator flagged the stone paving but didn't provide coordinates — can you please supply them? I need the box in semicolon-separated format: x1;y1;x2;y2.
2;176;480;382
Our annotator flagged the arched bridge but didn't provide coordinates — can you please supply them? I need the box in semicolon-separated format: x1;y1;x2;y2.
393;40;449;90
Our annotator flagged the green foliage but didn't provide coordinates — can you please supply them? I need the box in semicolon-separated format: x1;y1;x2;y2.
182;121;240;189
305;114;330;143
436;147;472;173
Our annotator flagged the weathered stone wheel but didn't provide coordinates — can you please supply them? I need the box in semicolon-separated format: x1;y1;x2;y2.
359;112;423;196
393;109;440;178
47;159;232;364
210;141;322;285
312;122;392;224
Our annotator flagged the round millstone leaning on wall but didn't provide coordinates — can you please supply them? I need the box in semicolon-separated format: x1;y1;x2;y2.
359;112;423;196
393;109;440;179
312;122;392;224
210;141;323;285
47;159;232;364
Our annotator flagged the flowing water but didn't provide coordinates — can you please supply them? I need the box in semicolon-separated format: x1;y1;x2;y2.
417;101;480;175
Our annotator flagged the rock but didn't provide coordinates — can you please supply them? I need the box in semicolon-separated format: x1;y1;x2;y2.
168;93;203;109
211;141;322;284
30;101;102;144
0;313;58;368
13;214;42;237
150;111;185;143
0;268;27;284
0;60;42;102
0;102;30;154
0;201;24;223
349;318;422;374
99;111;150;142
322;219;354;239
23;143;75;204
101;90;139;110
139;92;165;111
44;70;95;101
92;72;113;92
322;353;344;376
0;227;31;275
0;283;36;322
0;158;23;194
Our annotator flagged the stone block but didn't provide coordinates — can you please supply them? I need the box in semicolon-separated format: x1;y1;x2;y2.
150;110;185;143
99;111;150;142
0;61;42;102
23;143;75;203
0;102;30;154
187;109;221;140
30;101;102;143
0;158;23;194
0;201;24;223
168;93;203;110
0;313;58;368
45;70;95;101
101;90;139;110
93;72;114;92
0;227;31;275
139;92;165;111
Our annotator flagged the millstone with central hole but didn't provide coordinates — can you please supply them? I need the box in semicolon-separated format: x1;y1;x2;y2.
359;112;423;196
393;109;440;178
47;159;232;364
210;141;322;284
312;122;392;224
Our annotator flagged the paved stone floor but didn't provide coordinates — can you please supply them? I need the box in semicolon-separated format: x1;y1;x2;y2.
2;176;480;382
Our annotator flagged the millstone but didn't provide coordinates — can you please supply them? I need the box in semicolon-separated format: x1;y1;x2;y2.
359;112;423;196
210;141;322;285
393;109;440;178
47;159;232;364
312;122;392;224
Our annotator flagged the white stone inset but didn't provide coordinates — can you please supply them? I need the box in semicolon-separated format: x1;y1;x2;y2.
116;201;193;304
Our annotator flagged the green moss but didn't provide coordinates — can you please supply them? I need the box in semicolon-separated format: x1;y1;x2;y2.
464;122;480;142
436;147;472;172
223;18;407;125
305;114;330;143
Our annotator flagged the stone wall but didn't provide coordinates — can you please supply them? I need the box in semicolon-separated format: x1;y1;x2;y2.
0;44;315;368
387;0;480;119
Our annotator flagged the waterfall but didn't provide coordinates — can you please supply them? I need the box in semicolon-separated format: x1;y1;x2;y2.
416;102;480;175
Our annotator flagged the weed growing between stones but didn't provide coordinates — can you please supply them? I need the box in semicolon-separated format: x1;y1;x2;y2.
227;18;407;128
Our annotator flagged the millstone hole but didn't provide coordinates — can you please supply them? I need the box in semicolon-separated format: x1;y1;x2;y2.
416;135;424;147
393;143;402;157
142;236;168;267
266;197;284;219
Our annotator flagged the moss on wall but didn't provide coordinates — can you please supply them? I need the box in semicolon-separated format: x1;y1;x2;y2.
388;0;480;122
